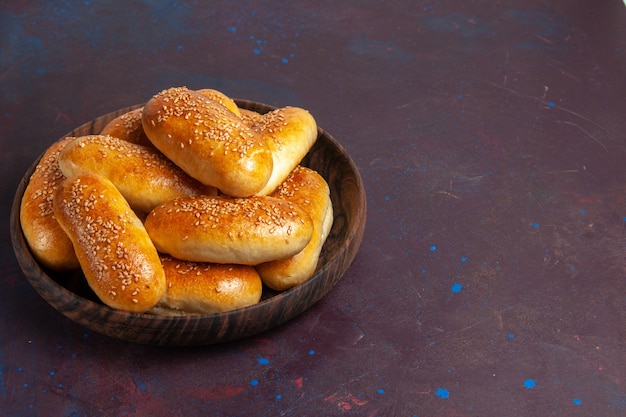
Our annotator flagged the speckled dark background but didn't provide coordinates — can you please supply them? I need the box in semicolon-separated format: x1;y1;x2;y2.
2;1;626;416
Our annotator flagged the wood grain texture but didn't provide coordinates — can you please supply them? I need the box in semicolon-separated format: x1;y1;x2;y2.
11;100;366;346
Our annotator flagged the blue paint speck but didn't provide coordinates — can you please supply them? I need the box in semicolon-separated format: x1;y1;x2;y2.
572;398;582;405
276;394;282;400
451;283;463;293
384;195;390;201
579;209;585;215
508;333;515;339
524;379;536;389
533;223;539;228
377;388;385;394
228;26;237;33
461;257;468;262
429;245;437;251
435;388;449;399
250;379;259;386
257;357;270;365
133;378;147;394
309;350;315;355
547;101;555;107
281;57;289;64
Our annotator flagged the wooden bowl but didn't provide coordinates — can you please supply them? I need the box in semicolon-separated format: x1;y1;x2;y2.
10;100;366;346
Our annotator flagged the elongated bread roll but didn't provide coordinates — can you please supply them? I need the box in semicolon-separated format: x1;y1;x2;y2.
149;256;262;315
144;195;313;265
20;137;80;270
142;86;273;197
247;106;318;196
58;135;216;213
256;166;333;290
53;172;166;312
196;88;242;117
99;107;154;147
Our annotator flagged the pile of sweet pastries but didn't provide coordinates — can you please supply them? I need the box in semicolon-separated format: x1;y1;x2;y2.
20;87;332;315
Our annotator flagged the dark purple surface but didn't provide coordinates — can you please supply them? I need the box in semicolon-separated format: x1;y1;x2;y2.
2;1;626;416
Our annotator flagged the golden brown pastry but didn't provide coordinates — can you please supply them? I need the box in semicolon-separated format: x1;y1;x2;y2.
57;135;216;213
256;166;333;290
144;195;313;265
20;137;80;271
99;107;153;147
239;108;264;125
53;172;166;312
149;256;263;315
246;106;318;196
196;88;242;117
142;86;273;197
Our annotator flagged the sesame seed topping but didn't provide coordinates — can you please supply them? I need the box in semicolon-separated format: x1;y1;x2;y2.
152;195;310;254
148;87;263;158
29;139;73;217
61;175;147;297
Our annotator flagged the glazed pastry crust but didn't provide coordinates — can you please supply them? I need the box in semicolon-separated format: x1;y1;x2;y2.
196;88;242;117
99;107;154;147
256;166;333;290
57;135;216;213
144;195;313;265
53;172;166;312
150;256;263;315
246;106;318;196
142;87;273;197
20;137;80;271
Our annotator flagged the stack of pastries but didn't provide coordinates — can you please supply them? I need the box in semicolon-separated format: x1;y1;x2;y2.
19;87;333;315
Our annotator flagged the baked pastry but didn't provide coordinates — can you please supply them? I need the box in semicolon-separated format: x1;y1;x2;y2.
149;256;263;315
239;108;264;125
256;166;333;290
53;172;166;312
142;86;273;197
246;106;318;196
20;137;79;270
197;88;242;117
57;134;216;213
144;195;313;265
99;107;154;147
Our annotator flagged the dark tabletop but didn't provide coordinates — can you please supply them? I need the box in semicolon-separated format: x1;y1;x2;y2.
2;1;626;416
